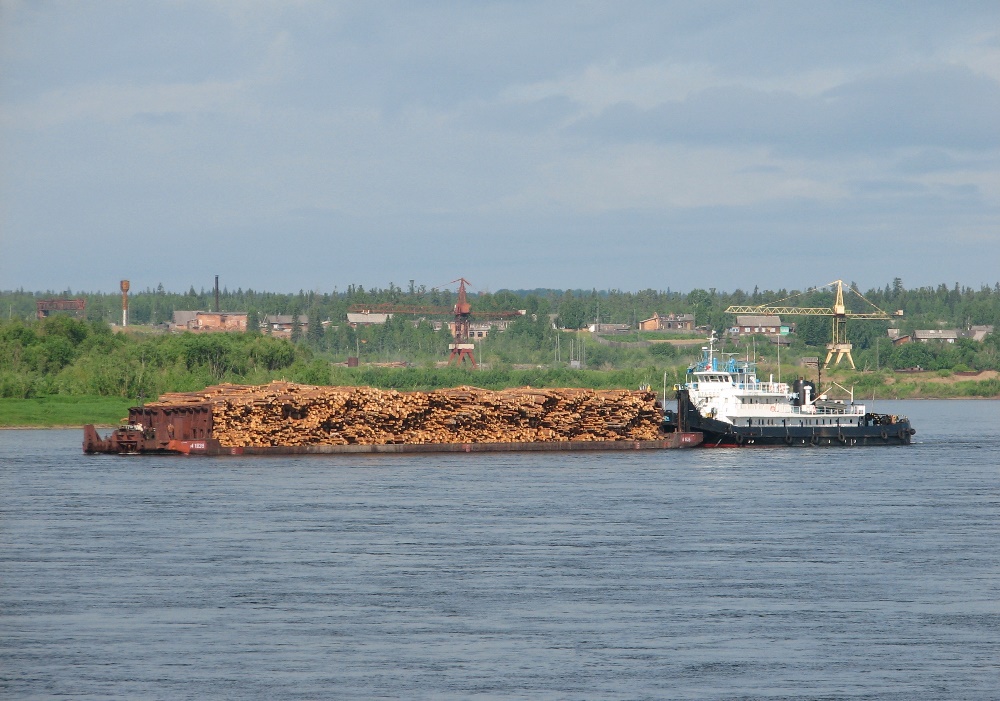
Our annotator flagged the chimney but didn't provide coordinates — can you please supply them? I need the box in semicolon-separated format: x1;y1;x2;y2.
214;275;220;313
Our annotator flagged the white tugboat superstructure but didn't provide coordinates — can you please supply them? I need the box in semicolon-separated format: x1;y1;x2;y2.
670;333;914;447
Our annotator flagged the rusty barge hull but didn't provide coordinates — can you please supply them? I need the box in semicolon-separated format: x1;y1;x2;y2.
227;434;703;454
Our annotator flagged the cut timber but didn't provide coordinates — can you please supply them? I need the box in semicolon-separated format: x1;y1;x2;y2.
142;381;665;448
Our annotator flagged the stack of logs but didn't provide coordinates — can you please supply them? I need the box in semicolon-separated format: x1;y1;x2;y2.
147;381;664;447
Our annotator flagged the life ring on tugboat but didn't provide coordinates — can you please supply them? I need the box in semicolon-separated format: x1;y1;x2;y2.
734;433;744;446
783;435;793;446
880;428;889;441
770;405;776;412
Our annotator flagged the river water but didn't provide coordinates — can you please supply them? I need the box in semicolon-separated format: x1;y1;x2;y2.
2;400;999;699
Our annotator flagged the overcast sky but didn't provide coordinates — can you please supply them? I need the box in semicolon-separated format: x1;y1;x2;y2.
2;1;999;296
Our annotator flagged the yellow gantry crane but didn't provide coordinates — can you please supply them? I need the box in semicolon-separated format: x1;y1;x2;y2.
725;280;903;370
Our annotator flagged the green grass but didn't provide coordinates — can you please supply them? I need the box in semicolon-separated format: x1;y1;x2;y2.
0;396;134;427
634;331;703;341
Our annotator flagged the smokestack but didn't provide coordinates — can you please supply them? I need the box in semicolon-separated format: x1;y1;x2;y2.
214;275;220;313
120;279;130;326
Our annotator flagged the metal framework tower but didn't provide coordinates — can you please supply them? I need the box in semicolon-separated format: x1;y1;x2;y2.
448;277;477;367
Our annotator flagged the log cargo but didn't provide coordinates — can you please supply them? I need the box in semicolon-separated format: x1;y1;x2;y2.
83;381;703;455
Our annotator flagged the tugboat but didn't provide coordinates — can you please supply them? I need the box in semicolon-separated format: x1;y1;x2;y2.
664;333;915;447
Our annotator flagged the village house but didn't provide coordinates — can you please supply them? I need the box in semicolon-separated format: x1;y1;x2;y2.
638;312;696;332
964;325;994;342
194;311;247;332
346;312;393;327
893;329;960;345
729;315;791;339
588;323;632;334
36;298;86;319
170;310;247;332
170;311;199;330
468;322;492;339
450;319;519;338
263;314;309;339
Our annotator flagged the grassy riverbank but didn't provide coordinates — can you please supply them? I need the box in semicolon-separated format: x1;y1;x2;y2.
0;396;133;428
824;369;1000;400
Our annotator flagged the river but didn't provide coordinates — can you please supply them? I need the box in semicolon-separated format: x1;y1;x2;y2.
1;400;998;699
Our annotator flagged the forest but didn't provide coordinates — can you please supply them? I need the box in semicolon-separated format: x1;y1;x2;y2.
6;277;1000;332
2;278;1000;406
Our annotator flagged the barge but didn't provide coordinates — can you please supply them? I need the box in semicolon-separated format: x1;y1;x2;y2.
83;383;702;455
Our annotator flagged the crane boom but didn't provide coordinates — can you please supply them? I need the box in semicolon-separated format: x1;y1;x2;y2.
724;280;902;370
725;306;892;318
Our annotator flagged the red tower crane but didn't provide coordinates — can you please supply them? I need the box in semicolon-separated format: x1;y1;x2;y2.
448;277;477;366
347;277;523;368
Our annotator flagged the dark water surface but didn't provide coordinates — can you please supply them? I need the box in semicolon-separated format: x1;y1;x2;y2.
2;400;999;699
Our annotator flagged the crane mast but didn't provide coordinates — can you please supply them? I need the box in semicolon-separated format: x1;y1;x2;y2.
449;277;477;367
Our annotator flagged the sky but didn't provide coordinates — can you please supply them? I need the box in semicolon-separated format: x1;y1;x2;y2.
2;1;999;296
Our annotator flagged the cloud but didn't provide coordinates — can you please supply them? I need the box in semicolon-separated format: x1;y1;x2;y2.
457;95;579;134
3;2;1000;293
895;149;1000;175
1;79;249;129
502;61;725;115
570;64;1000;156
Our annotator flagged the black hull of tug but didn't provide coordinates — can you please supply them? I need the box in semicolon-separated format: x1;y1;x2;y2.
693;422;914;447
670;390;915;447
